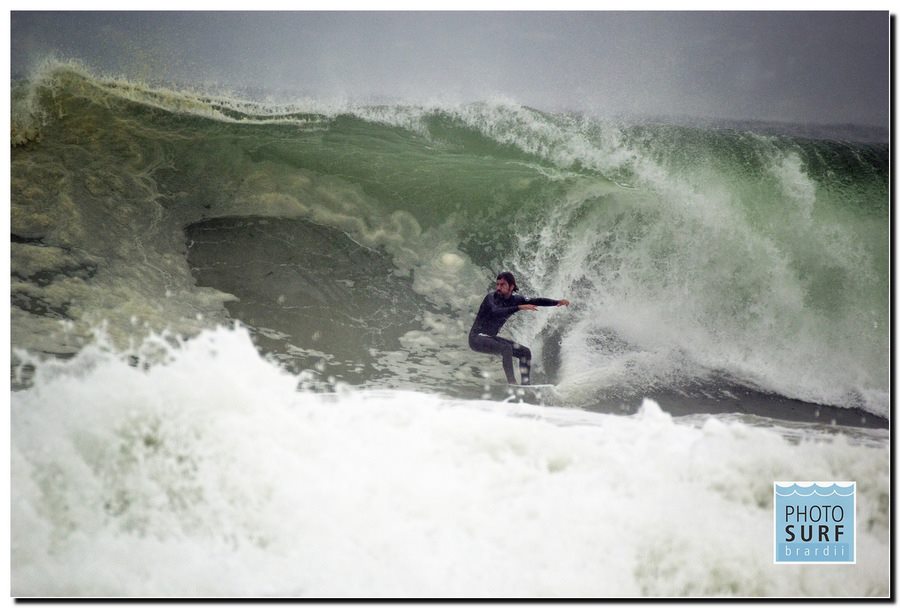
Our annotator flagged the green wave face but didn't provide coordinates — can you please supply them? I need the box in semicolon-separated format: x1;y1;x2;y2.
11;65;889;415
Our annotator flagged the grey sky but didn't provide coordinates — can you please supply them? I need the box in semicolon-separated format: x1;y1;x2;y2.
10;11;890;127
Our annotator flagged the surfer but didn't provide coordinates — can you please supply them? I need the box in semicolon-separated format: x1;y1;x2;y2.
469;271;570;385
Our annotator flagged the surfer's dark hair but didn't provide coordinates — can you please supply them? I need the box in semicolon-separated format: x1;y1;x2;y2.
496;271;519;292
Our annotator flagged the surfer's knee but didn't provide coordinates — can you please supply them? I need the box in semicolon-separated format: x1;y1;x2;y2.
512;342;531;361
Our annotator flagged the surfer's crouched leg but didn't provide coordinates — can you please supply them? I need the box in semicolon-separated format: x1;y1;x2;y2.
512;343;532;385
469;333;519;384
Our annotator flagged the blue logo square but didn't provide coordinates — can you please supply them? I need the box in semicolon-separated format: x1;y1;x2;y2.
774;482;856;564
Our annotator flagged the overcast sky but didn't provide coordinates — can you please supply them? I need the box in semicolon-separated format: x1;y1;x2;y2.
10;11;890;127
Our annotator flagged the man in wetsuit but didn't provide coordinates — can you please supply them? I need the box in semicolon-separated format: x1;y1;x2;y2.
469;271;570;385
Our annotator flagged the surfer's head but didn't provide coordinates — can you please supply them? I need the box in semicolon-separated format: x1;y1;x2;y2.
496;271;518;297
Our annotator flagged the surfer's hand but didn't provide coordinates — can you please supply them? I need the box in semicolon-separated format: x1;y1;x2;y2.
519;304;538;311
558;299;570;306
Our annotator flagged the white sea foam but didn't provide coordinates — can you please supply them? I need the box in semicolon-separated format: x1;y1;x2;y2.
11;325;890;598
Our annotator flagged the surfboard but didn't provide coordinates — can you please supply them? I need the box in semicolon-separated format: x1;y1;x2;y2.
488;383;557;404
507;383;555;389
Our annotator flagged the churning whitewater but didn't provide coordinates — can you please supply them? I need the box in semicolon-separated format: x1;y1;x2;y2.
11;63;890;597
10;325;891;597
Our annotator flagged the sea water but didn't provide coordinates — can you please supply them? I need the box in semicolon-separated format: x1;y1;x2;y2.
11;325;890;597
10;62;890;597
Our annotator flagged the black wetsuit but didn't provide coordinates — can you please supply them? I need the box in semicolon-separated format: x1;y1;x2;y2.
468;291;560;385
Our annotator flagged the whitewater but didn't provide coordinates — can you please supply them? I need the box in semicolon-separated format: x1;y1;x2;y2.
11;326;891;597
10;63;891;597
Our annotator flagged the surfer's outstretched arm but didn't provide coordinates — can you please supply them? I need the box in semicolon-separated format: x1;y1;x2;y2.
519;298;571;311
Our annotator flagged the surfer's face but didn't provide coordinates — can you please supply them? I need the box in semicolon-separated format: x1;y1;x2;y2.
496;278;514;298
